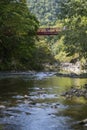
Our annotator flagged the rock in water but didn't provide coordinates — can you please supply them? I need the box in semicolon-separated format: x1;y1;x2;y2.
0;105;6;109
78;119;87;124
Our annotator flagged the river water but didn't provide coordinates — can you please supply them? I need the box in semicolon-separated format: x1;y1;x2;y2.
0;72;87;130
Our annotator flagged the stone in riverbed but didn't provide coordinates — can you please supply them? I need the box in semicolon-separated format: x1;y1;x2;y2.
24;95;29;99
0;105;6;109
84;124;87;126
78;119;87;125
61;86;87;99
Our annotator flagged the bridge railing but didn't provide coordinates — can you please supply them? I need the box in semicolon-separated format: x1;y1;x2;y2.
37;27;61;35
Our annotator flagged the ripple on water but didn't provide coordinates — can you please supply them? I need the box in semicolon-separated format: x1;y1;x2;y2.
0;72;87;130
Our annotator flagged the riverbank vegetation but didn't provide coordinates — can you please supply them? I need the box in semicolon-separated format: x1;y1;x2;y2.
0;0;38;70
58;0;87;60
0;0;43;70
57;0;87;71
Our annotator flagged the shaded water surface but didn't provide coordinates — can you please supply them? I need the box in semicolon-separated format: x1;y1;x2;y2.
0;72;87;130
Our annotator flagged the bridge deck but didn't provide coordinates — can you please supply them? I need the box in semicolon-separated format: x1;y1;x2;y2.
37;28;61;35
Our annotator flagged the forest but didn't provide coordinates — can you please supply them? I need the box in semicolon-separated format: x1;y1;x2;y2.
27;0;61;26
0;0;87;71
28;0;87;68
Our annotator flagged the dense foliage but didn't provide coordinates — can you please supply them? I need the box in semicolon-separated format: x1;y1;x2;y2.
28;0;87;63
27;0;60;26
58;0;87;59
0;0;40;70
1;0;87;71
27;0;63;62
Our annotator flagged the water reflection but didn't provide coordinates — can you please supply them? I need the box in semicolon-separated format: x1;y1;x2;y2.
0;72;87;130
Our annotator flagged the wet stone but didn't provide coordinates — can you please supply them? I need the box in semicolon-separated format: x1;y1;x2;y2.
84;124;87;127
78;118;87;125
61;86;87;99
50;103;60;109
0;105;6;109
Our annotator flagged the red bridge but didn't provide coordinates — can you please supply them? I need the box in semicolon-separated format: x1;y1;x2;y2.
37;27;61;35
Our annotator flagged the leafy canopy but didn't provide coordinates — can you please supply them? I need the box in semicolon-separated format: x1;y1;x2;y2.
58;0;87;59
0;0;39;70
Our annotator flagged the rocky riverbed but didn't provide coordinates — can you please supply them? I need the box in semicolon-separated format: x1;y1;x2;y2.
61;84;87;99
60;61;87;75
43;61;87;78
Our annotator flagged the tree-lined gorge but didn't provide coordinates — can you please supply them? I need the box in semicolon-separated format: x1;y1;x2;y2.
0;0;87;71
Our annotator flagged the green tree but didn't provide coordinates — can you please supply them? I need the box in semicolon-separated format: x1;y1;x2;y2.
58;0;87;59
0;0;39;70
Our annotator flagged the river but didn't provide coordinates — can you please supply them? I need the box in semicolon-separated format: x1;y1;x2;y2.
0;72;87;130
